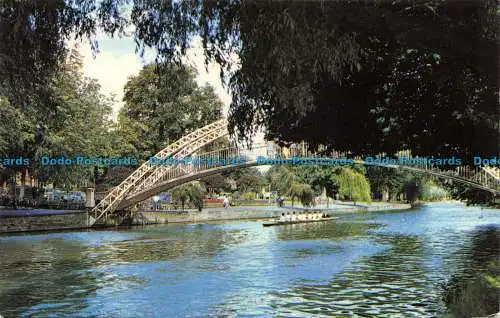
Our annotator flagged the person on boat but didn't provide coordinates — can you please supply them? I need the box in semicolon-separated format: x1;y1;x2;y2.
291;211;297;221
285;212;291;222
279;212;286;222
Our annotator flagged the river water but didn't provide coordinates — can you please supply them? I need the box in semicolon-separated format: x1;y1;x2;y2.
0;203;498;317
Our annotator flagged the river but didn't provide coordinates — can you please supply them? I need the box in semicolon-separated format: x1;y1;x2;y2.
0;203;498;317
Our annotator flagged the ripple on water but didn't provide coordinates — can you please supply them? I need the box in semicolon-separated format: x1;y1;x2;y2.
0;204;498;317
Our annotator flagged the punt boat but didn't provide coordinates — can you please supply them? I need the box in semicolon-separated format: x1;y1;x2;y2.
263;216;338;227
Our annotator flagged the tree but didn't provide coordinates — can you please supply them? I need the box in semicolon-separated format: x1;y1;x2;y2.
266;166;296;196
171;182;206;211
420;179;449;202
0;0;127;109
287;182;314;207
332;168;372;205
32;49;114;189
187;183;206;212
119;63;223;159
366;166;408;201
121;0;498;160
199;174;230;197
224;167;264;194
172;185;190;211
298;184;314;208
0;49;115;194
3;1;497;159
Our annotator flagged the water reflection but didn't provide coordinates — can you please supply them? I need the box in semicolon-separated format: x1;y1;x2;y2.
0;225;249;317
0;204;498;317
441;226;499;317
0;238;99;316
274;221;380;241
265;234;445;317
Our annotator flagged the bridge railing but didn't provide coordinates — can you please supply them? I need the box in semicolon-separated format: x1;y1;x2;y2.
127;142;499;197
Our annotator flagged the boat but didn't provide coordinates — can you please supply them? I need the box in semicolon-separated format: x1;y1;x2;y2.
263;216;339;227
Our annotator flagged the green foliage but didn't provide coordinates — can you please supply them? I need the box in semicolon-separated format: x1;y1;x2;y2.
0;49;114;190
0;0;127;107
172;185;190;211
266;166;296;196
288;182;314;207
171;183;206;211
402;179;421;204
290;165;340;197
119;63;223;158
445;182;497;206
33;50;114;189
299;184;314;207
367;167;447;203
2;1;497;162
242;191;256;200
420;179;449;201
188;183;206;212
120;1;498;159
366;166;405;200
199;174;230;195
224;167;264;193
332;168;371;204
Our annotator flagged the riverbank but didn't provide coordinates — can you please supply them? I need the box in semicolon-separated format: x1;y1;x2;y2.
0;202;411;233
129;202;411;225
0;210;88;233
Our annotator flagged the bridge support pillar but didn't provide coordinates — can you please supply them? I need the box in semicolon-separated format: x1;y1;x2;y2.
85;188;95;208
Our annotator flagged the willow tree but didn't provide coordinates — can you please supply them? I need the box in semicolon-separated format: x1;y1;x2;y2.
120;0;498;160
332;168;372;205
2;0;498;160
288;182;314;208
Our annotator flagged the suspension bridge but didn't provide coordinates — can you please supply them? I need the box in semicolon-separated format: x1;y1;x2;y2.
88;118;500;226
